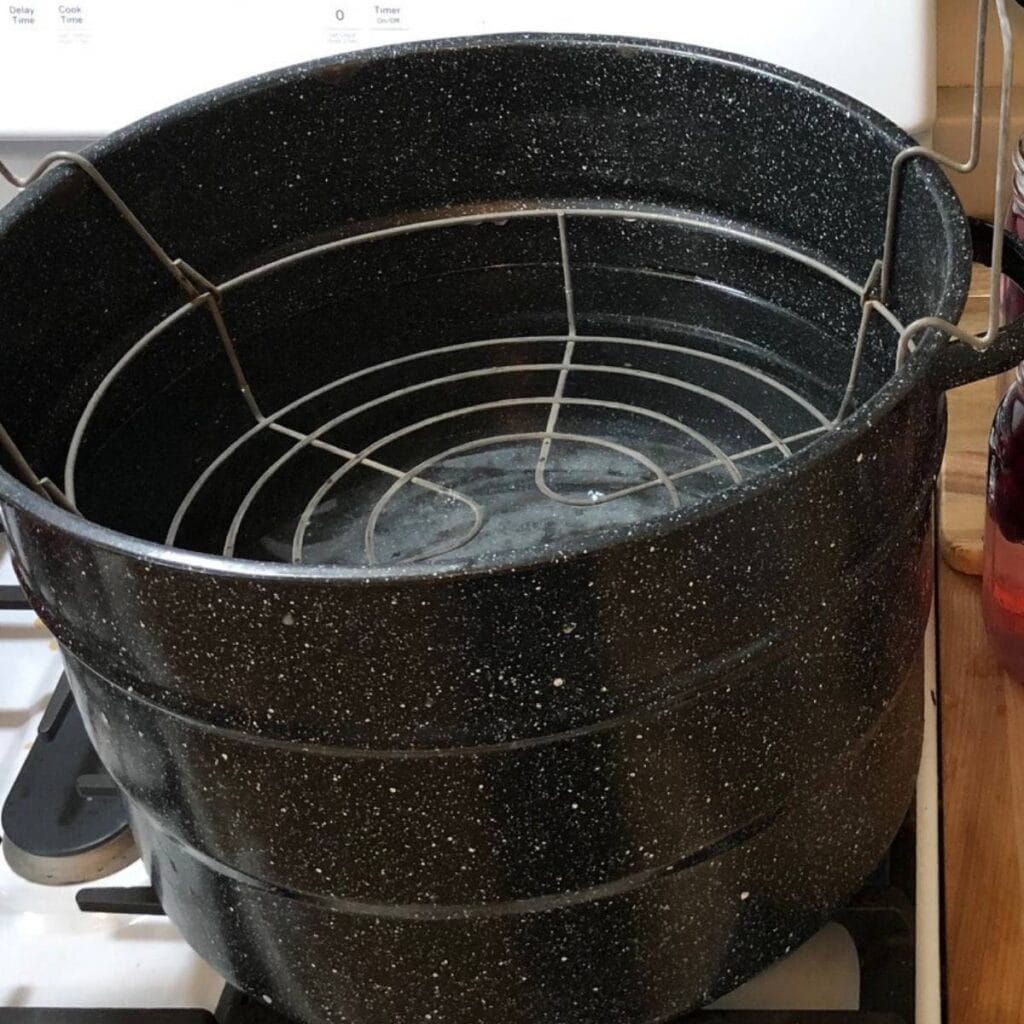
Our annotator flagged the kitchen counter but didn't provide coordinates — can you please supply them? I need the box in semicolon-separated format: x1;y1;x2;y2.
940;278;1024;1023
940;556;1024;1023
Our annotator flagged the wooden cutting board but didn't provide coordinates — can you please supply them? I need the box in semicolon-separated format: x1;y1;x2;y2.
938;266;1012;576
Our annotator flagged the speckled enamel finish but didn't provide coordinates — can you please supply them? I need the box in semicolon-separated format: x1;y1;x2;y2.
2;34;1024;1024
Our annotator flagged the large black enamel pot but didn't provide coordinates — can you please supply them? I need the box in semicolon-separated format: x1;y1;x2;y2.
2;34;1023;1024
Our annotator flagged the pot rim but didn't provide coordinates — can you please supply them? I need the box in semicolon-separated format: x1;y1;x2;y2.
0;32;971;585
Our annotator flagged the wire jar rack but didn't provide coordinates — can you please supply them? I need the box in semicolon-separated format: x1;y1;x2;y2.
0;0;1016;569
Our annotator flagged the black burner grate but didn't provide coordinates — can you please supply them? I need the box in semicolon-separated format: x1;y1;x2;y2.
0;1000;908;1024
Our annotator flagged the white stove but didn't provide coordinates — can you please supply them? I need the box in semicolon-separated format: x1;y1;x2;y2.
0;1;943;1018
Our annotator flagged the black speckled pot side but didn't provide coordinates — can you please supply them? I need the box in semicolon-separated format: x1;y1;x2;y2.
1;35;1023;1024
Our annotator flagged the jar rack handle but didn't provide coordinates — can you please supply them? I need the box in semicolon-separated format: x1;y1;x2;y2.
877;0;1018;366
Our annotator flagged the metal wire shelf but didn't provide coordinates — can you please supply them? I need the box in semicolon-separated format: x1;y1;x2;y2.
99;207;859;566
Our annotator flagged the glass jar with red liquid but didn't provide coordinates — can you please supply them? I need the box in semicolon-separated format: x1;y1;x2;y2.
982;138;1024;679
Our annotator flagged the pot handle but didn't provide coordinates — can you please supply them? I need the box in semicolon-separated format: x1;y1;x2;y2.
929;218;1024;390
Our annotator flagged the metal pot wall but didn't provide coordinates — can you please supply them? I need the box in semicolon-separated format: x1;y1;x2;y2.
1;35;1022;1024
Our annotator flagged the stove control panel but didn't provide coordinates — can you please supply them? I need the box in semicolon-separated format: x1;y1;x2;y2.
0;0;934;139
